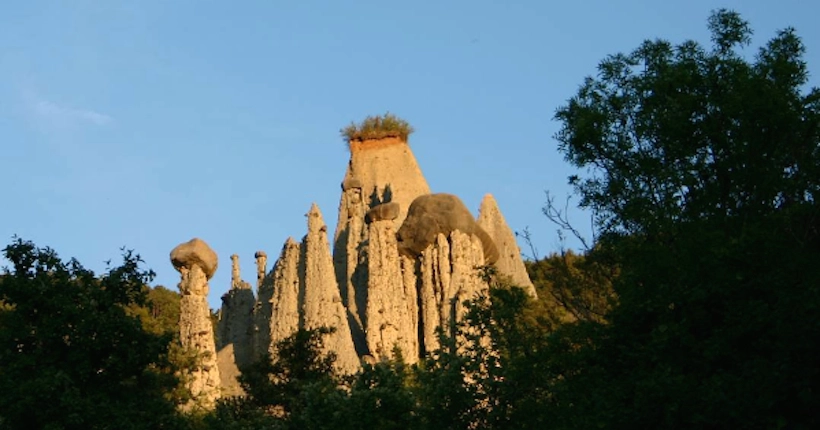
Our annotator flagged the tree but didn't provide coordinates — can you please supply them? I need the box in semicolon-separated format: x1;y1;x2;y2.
206;327;344;430
0;238;185;429
551;9;820;429
525;250;617;325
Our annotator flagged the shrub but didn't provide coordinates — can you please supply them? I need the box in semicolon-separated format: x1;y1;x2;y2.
341;113;414;143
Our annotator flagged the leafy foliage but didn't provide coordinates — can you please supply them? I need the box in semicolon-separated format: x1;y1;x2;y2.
556;11;819;235
526;250;617;324
341;112;414;142
0;238;185;429
550;9;820;428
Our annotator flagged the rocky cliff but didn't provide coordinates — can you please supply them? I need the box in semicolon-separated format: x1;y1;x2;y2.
180;118;535;396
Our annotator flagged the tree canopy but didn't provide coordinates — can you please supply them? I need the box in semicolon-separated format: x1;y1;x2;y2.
549;9;820;428
0;238;185;429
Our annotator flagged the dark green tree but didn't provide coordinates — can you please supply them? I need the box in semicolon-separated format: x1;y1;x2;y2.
551;9;820;429
0;238;185;430
413;269;560;429
206;327;344;430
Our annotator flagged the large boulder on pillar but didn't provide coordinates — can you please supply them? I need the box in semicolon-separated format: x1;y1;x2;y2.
397;193;499;264
171;238;218;280
170;238;221;410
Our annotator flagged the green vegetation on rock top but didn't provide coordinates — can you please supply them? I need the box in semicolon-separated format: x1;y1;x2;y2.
341;113;414;143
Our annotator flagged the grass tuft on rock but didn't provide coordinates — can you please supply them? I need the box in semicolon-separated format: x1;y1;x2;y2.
341;113;414;142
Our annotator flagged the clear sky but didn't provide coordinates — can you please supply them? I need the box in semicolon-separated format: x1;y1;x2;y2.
2;0;818;308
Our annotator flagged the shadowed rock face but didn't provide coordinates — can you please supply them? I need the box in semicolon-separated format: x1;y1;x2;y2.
397;193;499;264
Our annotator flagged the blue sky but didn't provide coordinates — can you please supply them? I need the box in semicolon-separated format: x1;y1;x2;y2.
2;0;818;308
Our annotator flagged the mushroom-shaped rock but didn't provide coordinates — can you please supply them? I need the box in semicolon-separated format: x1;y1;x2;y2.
397;193;499;264
365;202;400;224
171;238;218;279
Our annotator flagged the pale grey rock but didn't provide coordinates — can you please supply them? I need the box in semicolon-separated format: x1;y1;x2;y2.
477;194;537;297
268;238;301;355
172;241;221;410
364;218;419;362
171;238;218;280
302;204;361;374
416;230;490;355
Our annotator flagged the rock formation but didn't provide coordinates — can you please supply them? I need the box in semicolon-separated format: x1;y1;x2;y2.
216;254;255;395
364;214;419;362
266;238;301;354
335;136;431;234
301;204;362;375
416;231;489;353
333;135;431;353
251;206;361;375
255;251;267;290
397;193;498;264
181;117;535;386
171;238;221;410
477;194;537;297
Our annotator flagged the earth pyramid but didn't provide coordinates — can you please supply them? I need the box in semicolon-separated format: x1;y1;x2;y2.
187;114;535;402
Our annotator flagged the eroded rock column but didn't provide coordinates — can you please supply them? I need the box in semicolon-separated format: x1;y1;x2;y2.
364;203;419;362
255;251;267;290
302;204;361;374
217;254;254;396
171;238;221;410
268;238;301;354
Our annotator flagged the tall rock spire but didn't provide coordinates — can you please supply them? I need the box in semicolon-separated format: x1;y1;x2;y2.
364;209;419;362
303;204;361;374
333;122;431;353
335;136;431;236
267;238;301;355
477;194;537;297
170;238;221;410
216;254;255;396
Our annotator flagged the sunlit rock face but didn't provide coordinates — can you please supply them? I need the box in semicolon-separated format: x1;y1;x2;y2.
171;238;221;410
208;126;534;376
477;194;537;297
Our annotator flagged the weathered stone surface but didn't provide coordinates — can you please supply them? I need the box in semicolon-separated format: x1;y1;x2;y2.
333;176;369;355
477;194;537;297
365;202;400;224
364;218;419;362
342;177;363;191
268;238;301;354
216;344;244;397
217;286;255;370
171;238;218;280
416;230;490;355
255;251;267;290
397;193;499;264
302;204;361;374
333;137;431;353
172;240;221;410
336;136;431;233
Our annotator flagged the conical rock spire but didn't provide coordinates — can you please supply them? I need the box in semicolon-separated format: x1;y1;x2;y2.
303;204;361;374
477;194;537;297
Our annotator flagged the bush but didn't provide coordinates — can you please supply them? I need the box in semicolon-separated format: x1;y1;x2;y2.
341;113;414;143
